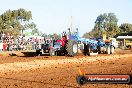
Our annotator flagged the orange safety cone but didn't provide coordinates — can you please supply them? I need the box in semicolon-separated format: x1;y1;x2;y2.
78;68;85;75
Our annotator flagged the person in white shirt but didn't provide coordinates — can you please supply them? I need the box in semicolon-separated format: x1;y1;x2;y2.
0;42;3;51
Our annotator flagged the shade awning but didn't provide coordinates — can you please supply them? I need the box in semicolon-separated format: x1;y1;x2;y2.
117;36;132;39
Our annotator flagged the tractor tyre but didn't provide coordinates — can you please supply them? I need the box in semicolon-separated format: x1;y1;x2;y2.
106;46;110;54
36;49;42;56
126;45;131;50
110;46;115;54
87;44;90;56
49;49;55;56
103;46;106;54
97;46;101;54
66;40;78;57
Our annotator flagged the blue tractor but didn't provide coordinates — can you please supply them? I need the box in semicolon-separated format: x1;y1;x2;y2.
62;28;115;56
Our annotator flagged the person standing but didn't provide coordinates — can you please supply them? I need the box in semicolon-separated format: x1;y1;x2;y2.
3;41;7;51
0;41;3;52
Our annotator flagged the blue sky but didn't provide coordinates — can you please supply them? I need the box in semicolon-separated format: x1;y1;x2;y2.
0;0;132;36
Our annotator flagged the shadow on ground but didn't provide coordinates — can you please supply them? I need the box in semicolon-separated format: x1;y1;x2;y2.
20;52;50;57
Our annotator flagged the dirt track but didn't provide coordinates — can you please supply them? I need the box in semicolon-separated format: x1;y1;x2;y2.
0;49;132;88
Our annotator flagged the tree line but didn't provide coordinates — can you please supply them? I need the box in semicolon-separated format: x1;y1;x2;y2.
0;8;39;36
83;13;132;38
0;9;131;39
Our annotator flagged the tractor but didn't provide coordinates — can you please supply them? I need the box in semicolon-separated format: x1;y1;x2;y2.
36;29;78;56
49;30;78;56
36;29;115;56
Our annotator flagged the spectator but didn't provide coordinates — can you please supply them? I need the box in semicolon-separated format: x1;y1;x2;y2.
0;41;3;51
3;41;7;51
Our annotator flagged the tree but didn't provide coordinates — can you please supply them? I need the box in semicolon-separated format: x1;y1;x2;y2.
32;28;39;35
119;23;132;33
105;13;119;37
25;22;39;35
84;13;119;38
17;8;32;34
0;8;33;36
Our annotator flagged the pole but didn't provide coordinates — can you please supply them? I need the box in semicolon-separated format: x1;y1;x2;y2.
71;16;72;32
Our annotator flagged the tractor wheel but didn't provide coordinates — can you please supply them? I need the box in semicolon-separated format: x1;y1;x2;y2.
101;46;105;53
36;49;42;56
126;45;131;50
87;44;90;56
66;40;78;56
97;46;101;54
110;46;115;54
103;46;106;54
49;49;55;56
106;46;110;54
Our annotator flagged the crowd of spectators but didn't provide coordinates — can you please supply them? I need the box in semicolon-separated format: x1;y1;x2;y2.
0;32;48;52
